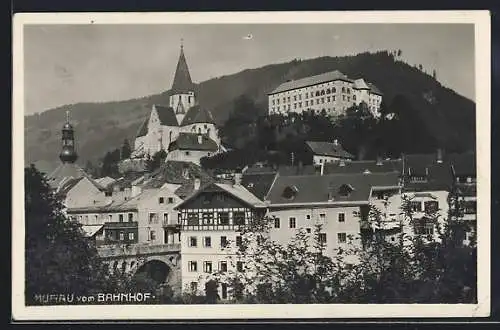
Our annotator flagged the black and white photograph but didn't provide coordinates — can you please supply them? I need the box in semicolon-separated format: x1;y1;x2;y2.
12;11;491;320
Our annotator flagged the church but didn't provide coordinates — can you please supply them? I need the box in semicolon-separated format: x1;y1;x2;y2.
132;43;225;165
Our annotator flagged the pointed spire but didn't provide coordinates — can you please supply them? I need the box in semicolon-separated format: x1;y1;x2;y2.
171;41;194;94
66;110;70;123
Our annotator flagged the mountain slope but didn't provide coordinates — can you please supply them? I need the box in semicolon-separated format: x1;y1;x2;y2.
24;51;475;170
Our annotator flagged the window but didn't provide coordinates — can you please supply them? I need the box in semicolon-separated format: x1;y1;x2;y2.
414;219;434;235
119;232;124;241
316;99;319;105
236;236;242;247
306;215;311;220
294;95;297;101
202;212;214;225
274;218;280;228
221;283;228;299
149;213;157;224
185;151;190;156
326;88;331;94
287;97;290;102
338;233;347;244
150;230;156;241
464;201;477;214
306;100;309;106
105;191;112;197
424;201;439;213
338;213;345;223
168;197;174;204
187;213;199;225
220;236;228;247
233;212;246;225
188;261;198;272
159;197;165;204
128;232;134;240
305;92;309;98
319;213;326;220
316;91;320;97
189;236;198;247
321;97;325;104
108;214;112;221
327;96;331;102
119;214;124;222
319;233;327;244
219;261;228;272
289;217;296;228
332;87;336;93
163;213;169;224
237;261;245;272
410;201;422;212
204;261;213;273
306;228;311;233
204;236;212;248
128;213;133;222
218;212;229;225
353;95;356;101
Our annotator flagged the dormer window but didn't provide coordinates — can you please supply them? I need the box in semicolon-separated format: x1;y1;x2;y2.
338;184;354;197
282;185;299;200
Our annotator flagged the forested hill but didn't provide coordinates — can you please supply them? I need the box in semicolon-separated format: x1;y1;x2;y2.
25;50;475;171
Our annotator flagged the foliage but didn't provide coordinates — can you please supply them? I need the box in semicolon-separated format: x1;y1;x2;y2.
145;149;167;172
205;189;476;304
25;165;129;304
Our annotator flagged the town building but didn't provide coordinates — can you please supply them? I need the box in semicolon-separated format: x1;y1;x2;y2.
132;44;224;164
268;70;383;118
306;139;355;165
174;176;267;298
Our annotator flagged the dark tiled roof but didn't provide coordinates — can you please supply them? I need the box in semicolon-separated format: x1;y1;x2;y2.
136;118;149;138
306;141;355;159
144;160;213;188
171;47;194;94
368;82;383;96
241;172;278;200
448;152;476;177
155;105;179;126
403;154;454;191
269;70;353;95
323;159;403;175
180;105;216;126
266;172;400;205
277;165;317;176
168;133;219;152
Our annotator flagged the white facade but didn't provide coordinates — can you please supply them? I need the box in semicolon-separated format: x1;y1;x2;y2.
268;75;382;118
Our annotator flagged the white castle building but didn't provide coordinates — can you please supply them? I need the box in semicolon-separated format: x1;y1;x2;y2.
132;44;224;165
268;70;383;118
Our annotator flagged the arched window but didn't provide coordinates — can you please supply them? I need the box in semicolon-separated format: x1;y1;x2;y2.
315;91;320;97
321;90;325;96
347;89;351;94
326;88;331;94
332;87;336;93
342;87;345;93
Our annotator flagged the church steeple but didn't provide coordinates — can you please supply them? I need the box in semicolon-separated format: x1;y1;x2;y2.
171;40;194;94
59;110;78;163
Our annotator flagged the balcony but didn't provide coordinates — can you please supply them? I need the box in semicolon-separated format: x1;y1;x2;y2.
97;243;181;258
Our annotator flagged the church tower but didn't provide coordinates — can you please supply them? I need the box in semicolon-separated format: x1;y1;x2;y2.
170;40;196;125
59;110;78;163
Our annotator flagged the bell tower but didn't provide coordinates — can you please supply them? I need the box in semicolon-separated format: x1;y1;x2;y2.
170;39;195;125
59;110;78;163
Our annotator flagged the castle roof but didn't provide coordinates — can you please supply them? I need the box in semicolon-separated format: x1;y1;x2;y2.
181;105;216;126
368;83;383;96
171;45;194;94
269;70;353;95
168;133;219;152
353;78;370;90
136;118;149;138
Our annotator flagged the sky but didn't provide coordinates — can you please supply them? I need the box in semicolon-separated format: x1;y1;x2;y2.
23;23;475;115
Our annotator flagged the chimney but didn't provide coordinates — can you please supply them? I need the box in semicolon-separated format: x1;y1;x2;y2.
376;155;383;166
436;148;443;164
333;139;339;146
193;177;201;191
197;134;203;144
233;172;243;186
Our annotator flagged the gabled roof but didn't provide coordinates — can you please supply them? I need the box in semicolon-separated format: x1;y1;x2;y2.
241;172;278;200
136;118;149;138
168;133;219;152
403;154;454;191
95;176;116;188
154;104;179;126
143;160;213;188
306;141;355;159
47;163;86;190
175;182;266;210
269;70;353;95
353;78;370;90
181;105;216;126
266;172;400;205
368;83;383;96
171;46;194;94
